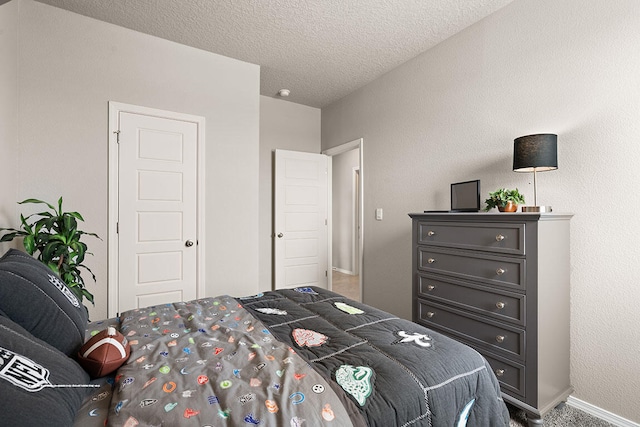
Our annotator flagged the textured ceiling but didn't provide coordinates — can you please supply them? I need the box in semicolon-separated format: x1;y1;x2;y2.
33;0;514;108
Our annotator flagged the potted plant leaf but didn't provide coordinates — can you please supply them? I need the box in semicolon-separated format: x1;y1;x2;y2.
484;188;525;212
0;197;100;306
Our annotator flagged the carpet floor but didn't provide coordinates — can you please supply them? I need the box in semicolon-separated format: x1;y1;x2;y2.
508;403;615;427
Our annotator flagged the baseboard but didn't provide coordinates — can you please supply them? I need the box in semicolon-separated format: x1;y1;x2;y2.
567;396;639;427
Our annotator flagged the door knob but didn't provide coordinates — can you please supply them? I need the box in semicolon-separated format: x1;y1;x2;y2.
185;240;194;247
277;233;283;238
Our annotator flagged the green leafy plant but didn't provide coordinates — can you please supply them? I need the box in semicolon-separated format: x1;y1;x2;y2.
0;197;100;306
484;188;526;211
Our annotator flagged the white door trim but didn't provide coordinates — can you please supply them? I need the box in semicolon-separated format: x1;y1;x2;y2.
322;138;364;302
352;166;360;276
107;102;206;317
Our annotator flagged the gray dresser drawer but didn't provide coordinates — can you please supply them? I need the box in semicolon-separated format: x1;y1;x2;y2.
481;351;526;398
417;299;525;361
418;274;525;326
417;221;525;255
417;247;525;291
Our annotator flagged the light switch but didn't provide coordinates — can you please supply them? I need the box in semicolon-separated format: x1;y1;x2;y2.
375;208;383;221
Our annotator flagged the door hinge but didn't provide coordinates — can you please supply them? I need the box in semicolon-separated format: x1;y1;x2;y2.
325;270;328;277
116;222;119;234
114;130;120;143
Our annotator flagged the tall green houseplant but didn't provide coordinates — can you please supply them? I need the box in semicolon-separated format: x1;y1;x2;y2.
0;197;100;306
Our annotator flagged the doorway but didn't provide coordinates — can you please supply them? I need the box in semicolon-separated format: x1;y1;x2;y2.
323;138;363;302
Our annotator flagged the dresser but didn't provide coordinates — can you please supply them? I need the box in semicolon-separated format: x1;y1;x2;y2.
409;213;572;425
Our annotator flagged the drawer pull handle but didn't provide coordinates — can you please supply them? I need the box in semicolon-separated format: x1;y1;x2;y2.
495;335;505;343
496;234;505;242
496;268;505;275
426;284;436;291
427;258;436;264
427;230;436;237
495;369;505;377
496;301;506;309
426;311;435;318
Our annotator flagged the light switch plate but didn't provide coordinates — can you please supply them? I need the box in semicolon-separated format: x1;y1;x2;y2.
376;208;383;221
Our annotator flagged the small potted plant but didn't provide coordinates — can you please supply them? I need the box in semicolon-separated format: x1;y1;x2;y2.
484;188;525;212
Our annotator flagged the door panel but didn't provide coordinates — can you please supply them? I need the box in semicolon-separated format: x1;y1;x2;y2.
137;291;183;309
138;171;183;200
118;112;197;313
274;150;329;290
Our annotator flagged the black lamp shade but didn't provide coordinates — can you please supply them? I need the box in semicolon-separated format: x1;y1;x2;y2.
513;134;558;172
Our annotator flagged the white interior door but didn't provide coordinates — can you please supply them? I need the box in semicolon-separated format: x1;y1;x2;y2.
274;149;329;290
109;103;204;315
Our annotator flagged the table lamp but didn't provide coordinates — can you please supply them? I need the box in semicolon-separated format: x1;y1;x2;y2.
513;133;557;212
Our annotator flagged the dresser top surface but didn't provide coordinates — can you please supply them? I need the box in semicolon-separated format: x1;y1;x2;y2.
408;212;574;221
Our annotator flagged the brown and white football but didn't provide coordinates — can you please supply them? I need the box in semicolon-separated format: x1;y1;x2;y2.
77;326;130;378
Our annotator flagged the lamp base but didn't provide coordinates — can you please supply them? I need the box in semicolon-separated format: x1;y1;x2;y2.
521;205;552;213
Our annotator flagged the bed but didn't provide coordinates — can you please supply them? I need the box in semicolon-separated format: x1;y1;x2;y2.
0;249;509;426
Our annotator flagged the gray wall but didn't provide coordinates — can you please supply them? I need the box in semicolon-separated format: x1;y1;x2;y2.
4;0;261;320
258;96;321;288
0;0;17;237
322;0;640;422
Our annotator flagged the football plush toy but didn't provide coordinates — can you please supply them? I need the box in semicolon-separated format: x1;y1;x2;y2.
77;326;130;378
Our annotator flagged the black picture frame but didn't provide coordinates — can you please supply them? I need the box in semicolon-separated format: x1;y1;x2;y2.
450;180;481;212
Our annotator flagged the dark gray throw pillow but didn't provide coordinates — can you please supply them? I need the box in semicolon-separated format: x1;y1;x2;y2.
0;316;92;426
0;249;88;355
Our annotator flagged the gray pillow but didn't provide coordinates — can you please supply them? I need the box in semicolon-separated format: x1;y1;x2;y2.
0;249;88;355
0;316;91;426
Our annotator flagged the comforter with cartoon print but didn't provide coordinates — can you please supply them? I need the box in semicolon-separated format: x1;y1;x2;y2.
74;287;509;426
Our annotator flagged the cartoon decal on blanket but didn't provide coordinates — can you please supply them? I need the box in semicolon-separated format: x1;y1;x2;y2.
335;365;374;406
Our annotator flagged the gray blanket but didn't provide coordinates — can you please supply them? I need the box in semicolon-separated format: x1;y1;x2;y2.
242;287;510;426
74;287;509;426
